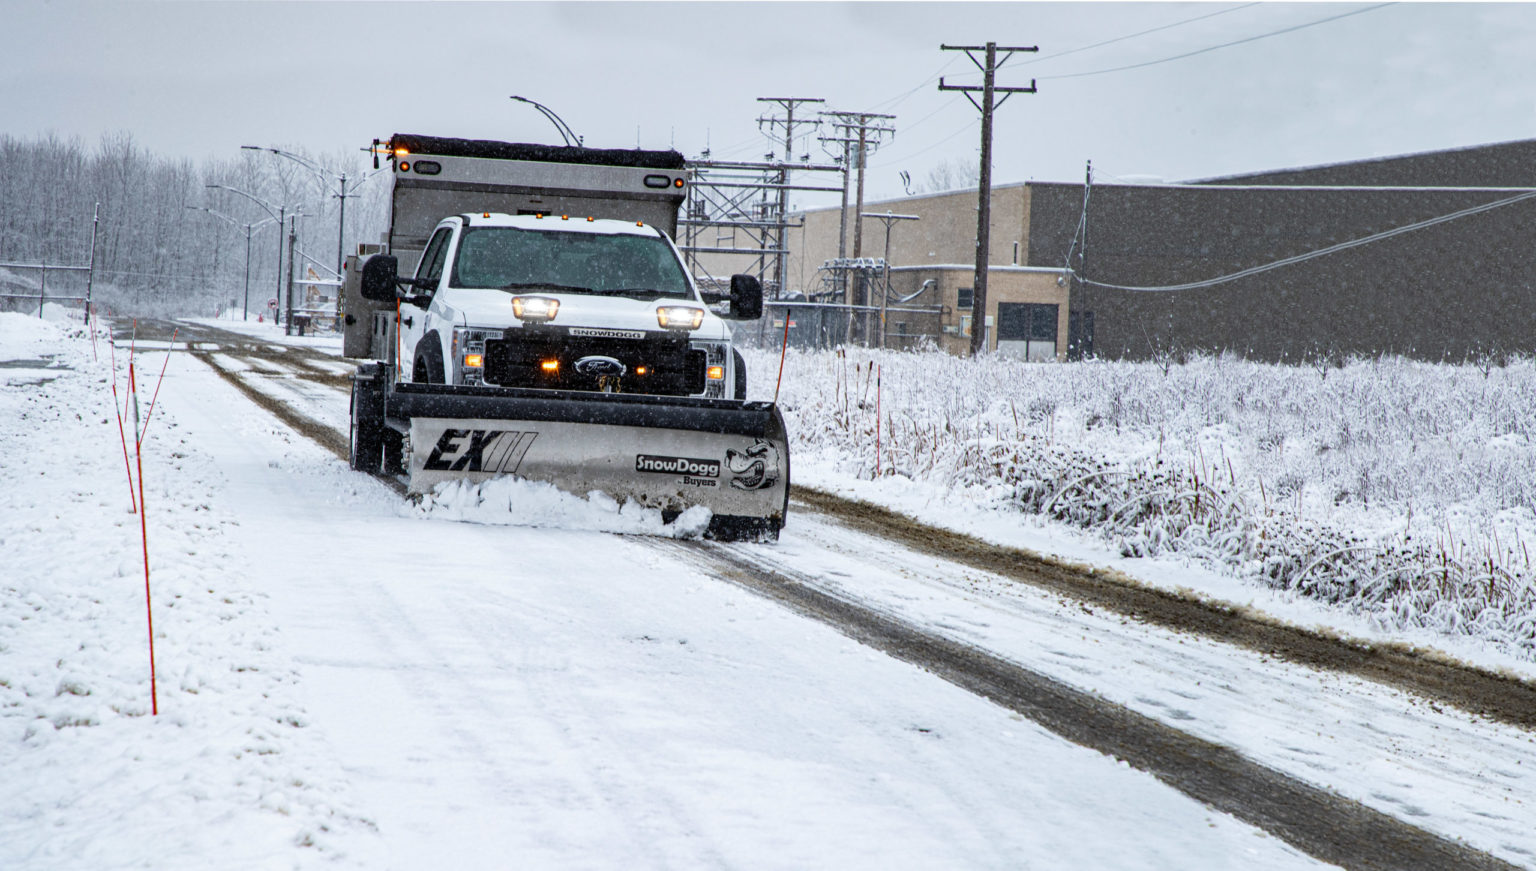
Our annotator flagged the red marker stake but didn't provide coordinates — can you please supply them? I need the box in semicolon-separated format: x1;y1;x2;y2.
140;328;178;437
875;364;882;478
129;358;158;717
107;329;137;513
773;309;791;404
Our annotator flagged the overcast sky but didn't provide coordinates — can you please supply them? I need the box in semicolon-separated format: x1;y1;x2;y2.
6;2;1536;208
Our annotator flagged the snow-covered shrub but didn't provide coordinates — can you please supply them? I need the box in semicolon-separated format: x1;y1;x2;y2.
745;345;1536;659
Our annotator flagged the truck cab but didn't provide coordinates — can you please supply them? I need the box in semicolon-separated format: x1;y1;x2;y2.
393;212;758;400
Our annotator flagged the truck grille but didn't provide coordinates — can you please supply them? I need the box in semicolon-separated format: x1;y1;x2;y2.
483;328;705;396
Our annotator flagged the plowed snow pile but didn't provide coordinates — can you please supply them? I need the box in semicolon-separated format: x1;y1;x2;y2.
416;476;713;538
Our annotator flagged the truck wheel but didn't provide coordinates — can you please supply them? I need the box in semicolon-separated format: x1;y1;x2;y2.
349;363;386;473
733;349;748;400
381;428;405;475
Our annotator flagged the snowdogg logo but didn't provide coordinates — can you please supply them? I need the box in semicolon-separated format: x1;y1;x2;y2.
635;454;720;478
726;440;781;491
570;327;645;341
422;428;538;473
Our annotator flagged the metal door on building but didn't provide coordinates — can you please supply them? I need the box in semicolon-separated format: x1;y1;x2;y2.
997;302;1058;361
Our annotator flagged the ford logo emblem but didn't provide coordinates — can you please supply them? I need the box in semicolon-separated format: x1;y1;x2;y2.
574;355;626;377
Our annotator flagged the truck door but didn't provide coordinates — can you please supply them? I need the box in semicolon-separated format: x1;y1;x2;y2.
400;225;453;382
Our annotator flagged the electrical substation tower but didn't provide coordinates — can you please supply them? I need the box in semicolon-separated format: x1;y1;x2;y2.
818;110;896;344
678;98;842;304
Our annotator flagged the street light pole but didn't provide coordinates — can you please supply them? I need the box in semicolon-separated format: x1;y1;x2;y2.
205;184;293;326
187;205;277;321
243;145;354;280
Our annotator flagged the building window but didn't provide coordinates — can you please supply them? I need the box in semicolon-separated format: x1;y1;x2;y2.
957;287;973;309
997;302;1059;361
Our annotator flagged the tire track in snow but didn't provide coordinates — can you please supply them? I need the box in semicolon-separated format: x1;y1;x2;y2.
792;488;1536;731
659;537;1519;871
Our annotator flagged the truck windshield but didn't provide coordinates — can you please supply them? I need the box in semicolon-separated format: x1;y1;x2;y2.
452;227;693;299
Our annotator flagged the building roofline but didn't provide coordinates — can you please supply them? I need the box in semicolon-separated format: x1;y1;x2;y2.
790;181;1030;217
1184;136;1536;185
890;264;1067;274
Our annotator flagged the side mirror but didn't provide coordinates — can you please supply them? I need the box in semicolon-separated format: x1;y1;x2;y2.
728;273;763;320
360;254;400;302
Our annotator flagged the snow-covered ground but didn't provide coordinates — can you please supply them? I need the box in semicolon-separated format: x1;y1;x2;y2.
4;312;1535;869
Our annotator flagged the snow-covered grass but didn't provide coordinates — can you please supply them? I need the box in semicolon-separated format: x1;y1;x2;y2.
0;312;379;868
746;345;1536;661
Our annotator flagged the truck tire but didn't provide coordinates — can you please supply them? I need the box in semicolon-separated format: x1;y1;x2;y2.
733;349;748;400
349;363;387;473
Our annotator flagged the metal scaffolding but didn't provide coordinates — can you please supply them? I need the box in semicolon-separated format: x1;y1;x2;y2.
678;156;842;297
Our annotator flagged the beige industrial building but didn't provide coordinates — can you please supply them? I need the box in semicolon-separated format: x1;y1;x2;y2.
696;136;1536;363
775;183;1071;358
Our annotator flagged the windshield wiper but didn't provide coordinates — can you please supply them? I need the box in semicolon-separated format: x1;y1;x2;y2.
499;282;594;293
588;287;684;301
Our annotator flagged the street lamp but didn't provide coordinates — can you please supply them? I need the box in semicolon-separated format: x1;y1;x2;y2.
241;146;384;281
186;206;277;321
509;96;583;147
205;184;296;327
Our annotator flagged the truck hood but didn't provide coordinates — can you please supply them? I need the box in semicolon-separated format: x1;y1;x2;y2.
443;288;732;341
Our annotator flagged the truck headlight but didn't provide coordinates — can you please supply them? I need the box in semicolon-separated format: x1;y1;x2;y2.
657;306;704;330
512;296;559;322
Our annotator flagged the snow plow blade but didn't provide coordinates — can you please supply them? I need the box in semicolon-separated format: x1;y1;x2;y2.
374;377;789;540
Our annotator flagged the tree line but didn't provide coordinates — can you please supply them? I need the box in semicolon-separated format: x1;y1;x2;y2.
0;131;388;319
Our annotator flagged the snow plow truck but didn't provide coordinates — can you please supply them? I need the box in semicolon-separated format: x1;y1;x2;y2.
342;134;788;540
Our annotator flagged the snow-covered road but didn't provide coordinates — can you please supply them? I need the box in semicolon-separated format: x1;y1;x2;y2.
4;313;1534;869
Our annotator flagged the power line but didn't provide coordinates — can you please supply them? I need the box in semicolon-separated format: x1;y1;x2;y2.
1018;2;1262;68
1041;3;1394;81
700;4;1273;167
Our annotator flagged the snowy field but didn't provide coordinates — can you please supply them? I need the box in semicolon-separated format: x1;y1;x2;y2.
744;344;1536;668
5;311;1536;869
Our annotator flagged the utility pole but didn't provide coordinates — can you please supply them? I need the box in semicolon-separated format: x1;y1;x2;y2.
820;110;895;343
861;211;920;348
84;203;99;328
757;97;824;299
940;41;1037;356
285;215;298;336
